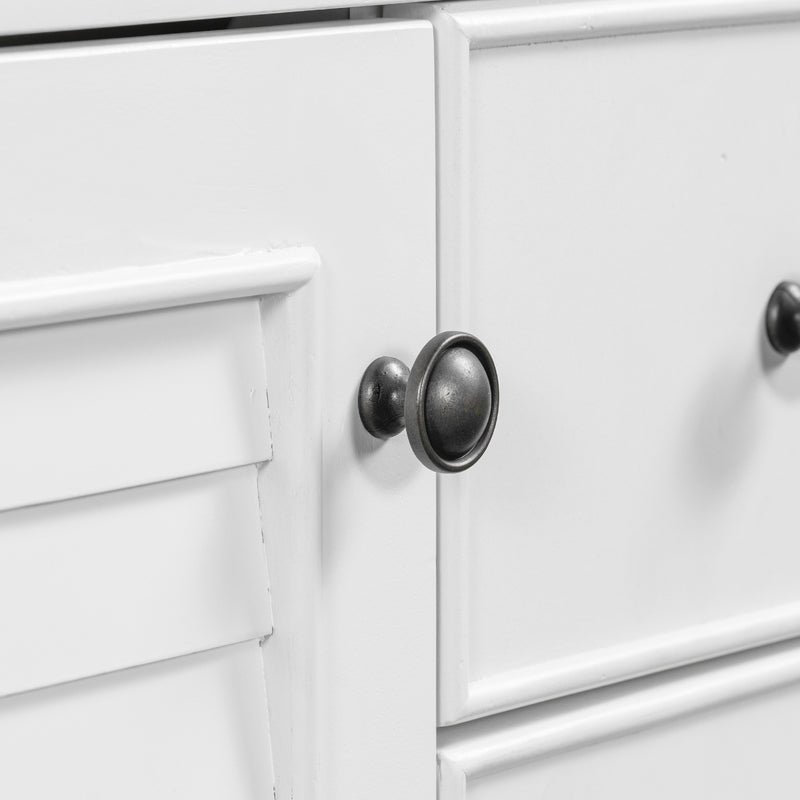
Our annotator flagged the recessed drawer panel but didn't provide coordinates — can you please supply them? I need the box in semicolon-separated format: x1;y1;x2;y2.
0;466;270;697
0;642;273;799
0;298;270;510
391;1;800;722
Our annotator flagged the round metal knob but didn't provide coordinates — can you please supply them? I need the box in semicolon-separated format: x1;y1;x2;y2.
358;331;499;472
766;281;800;354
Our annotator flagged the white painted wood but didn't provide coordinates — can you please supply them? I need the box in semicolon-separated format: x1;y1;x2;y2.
0;248;318;333
439;639;800;799
0;298;269;510
0;642;274;799
259;283;324;800
427;0;800;49
390;5;471;330
0;25;404;285
388;2;800;724
247;21;437;800
463;602;800;726
0;467;270;697
0;22;436;798
388;5;475;728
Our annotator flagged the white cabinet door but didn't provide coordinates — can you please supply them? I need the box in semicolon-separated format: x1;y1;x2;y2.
0;21;436;800
439;639;800;800
391;0;800;724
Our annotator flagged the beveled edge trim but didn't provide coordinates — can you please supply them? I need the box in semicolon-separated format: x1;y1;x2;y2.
436;0;800;50
444;600;800;725
0;246;319;332
439;637;800;791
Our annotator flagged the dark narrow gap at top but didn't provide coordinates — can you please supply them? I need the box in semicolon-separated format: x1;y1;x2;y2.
0;9;350;49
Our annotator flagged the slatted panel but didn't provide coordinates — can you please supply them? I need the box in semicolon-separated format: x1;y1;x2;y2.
0;466;271;697
0;298;270;511
0;642;274;799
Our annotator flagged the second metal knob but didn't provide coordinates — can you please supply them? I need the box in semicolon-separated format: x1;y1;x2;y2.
766;281;800;355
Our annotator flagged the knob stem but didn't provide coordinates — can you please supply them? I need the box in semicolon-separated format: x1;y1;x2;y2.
357;357;410;439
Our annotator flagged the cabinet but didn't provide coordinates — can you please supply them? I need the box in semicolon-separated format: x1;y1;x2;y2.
6;2;800;798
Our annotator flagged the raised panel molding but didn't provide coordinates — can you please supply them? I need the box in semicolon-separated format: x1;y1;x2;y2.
421;0;800;50
438;640;800;799
387;0;800;725
0;247;319;332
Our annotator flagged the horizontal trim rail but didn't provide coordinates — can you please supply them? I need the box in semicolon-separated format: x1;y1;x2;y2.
443;0;800;49
440;637;800;780
458;600;800;723
0;246;319;332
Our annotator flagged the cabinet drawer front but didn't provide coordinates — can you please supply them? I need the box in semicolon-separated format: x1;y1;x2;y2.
0;642;273;799
440;640;800;800
0;298;269;510
391;1;800;722
0;466;270;697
